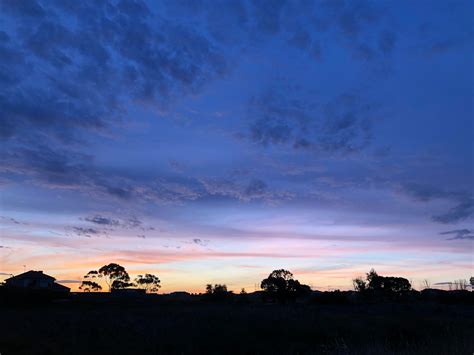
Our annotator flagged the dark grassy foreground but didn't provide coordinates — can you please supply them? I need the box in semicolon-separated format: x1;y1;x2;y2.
1;296;473;355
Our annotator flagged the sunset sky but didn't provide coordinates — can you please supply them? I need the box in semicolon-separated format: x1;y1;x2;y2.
0;0;472;293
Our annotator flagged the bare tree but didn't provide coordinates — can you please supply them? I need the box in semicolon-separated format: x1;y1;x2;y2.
421;279;431;290
453;279;467;290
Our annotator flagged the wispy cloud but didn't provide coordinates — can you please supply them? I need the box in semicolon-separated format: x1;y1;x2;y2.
440;229;474;241
403;184;474;224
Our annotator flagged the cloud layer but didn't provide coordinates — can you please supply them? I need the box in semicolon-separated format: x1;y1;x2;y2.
0;0;472;291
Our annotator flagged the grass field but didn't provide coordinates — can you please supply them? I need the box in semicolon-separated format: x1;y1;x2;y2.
1;297;473;355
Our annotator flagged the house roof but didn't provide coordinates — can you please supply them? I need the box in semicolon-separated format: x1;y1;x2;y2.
5;270;56;282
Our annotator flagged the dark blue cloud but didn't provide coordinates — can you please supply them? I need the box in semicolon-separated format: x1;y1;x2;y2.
248;84;375;153
440;229;474;241
71;226;100;238
84;215;120;227
0;0;471;230
433;199;474;224
0;0;228;145
0;0;402;156
403;184;473;224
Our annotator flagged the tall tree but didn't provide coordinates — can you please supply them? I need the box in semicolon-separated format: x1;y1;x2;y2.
97;263;131;291
135;274;161;293
261;269;311;302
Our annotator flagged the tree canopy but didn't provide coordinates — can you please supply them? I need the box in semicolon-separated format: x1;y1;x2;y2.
135;274;161;293
353;269;412;295
79;280;102;292
98;263;132;291
261;269;311;302
81;263;133;292
204;284;232;301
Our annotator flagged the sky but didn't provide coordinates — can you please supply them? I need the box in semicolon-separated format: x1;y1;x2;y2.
0;0;473;293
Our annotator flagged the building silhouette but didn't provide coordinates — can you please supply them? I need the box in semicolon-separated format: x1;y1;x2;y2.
4;270;70;293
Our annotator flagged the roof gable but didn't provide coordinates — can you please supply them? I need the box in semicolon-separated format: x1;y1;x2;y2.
6;270;56;282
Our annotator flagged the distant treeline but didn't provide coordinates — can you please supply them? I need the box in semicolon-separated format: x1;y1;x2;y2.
70;263;474;303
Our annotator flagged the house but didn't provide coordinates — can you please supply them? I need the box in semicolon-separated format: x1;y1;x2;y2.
4;270;70;293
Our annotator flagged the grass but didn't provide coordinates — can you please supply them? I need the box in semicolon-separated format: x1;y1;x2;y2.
1;299;473;354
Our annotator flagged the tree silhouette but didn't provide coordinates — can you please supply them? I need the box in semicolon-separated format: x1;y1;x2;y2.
96;263;131;291
79;280;102;292
261;269;311;302
453;279;468;290
352;276;367;292
80;270;103;292
84;270;100;279
366;269;381;289
135;274;161;293
206;284;228;294
204;284;232;301
353;269;411;295
421;279;431;290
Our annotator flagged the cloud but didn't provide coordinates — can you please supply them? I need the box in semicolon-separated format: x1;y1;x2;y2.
403;184;474;224
244;179;267;197
0;144;95;189
80;215;155;239
433;198;474;224
192;238;209;247
0;0;463;216
378;30;396;54
0;0;230;186
1;136;292;206
0;0;401;205
164;0;394;60
0;142;196;204
71;227;100;238
440;229;474;241
0;216;26;225
331;0;381;38
418;11;473;57
248;84;376;153
199;177;291;203
250;0;285;35
84;215;120;227
1;0;46;18
56;279;82;284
